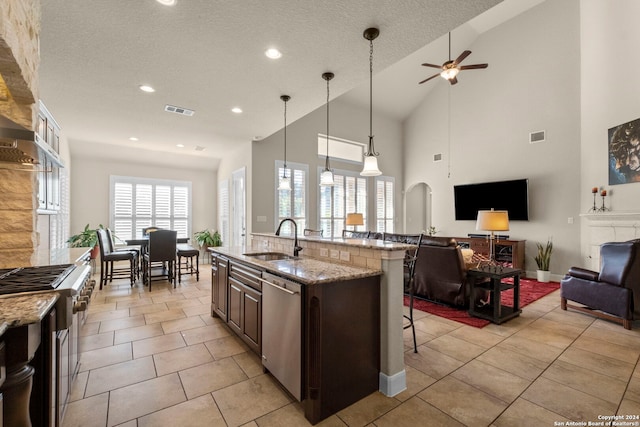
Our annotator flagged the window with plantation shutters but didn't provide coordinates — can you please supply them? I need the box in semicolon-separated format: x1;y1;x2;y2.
319;168;367;238
219;179;229;246
275;160;308;235
375;176;394;233
110;176;192;240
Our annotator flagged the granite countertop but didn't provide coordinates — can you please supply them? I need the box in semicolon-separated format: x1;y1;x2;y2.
0;292;59;329
209;246;382;285
252;232;416;251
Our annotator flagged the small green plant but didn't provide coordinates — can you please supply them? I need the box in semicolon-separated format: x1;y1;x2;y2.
194;229;222;247
534;238;553;271
67;224;104;248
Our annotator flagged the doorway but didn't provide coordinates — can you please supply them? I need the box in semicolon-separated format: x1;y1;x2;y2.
231;167;246;247
404;182;432;234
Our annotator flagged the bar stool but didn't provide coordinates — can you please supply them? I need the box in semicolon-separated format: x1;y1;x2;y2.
176;244;200;283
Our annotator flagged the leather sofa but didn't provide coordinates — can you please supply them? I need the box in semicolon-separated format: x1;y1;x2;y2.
561;239;640;329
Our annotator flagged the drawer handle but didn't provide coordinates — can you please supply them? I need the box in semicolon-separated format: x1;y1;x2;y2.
258;278;298;295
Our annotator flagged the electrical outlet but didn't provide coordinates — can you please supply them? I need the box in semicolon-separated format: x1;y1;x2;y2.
340;251;350;262
320;248;329;257
568;217;574;224
257;215;267;222
330;249;339;259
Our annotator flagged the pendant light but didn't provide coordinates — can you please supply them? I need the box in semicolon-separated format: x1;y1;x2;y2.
277;95;292;191
360;27;382;177
320;72;335;187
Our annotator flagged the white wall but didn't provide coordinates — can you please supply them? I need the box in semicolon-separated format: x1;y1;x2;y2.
404;0;582;276
70;150;216;240
251;98;403;234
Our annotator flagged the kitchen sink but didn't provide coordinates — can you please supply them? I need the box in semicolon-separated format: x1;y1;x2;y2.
243;252;298;261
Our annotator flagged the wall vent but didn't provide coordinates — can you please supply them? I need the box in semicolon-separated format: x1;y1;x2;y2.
433;153;442;162
195;146;205;152
164;105;195;116
529;130;546;143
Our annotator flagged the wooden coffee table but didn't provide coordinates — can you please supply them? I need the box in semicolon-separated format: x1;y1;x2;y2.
467;266;523;324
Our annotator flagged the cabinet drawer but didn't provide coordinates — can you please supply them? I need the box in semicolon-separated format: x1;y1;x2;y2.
229;262;262;291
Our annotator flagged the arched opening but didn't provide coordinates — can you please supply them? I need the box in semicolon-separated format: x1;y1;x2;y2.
404;182;432;234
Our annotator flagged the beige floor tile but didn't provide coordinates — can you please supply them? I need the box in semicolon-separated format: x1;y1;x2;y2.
86;308;130;324
255;402;347;427
511;324;576;349
451;359;532;403
373;395;463;427
394;365;437;402
529;317;587;338
198;296;210;304
542;359;628;404
138;394;226;427
542;307;596;328
424;334;486;362
113;421;137;427
85;356;156;396
205;335;250;360
129;302;168;316
212;374;292;427
404;346;464;380
116;297;154;310
181;323;231;345
582;324;640;351
69;370;88;402
179;357;248;399
418;376;508;426
447;325;505;348
154;343;213;376
107;373;187;426
79;321;100;337
522;376;617;421
335;391;400;426
144;307;187;324
618;399;640;419
493;397;563;427
497;333;564;363
132;332;186;359
114;322;165;344
233;350;264;378
150;293;187;304
625;375;640;403
201;313;219;325
80;342;132;372
166;298;204;309
413;315;460;337
558;347;635;382
62;392;109;427
161;315;207;334
87;302;118;313
79;331;114;352
98;314;146;333
475;346;550;381
182;303;212;317
571;335;640;364
403;325;435;352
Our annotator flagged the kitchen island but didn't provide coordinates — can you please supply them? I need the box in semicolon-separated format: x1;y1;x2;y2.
209;245;383;425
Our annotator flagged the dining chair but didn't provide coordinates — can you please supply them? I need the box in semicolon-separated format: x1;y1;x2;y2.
176;243;200;283
143;229;177;291
96;228;136;289
106;228;140;280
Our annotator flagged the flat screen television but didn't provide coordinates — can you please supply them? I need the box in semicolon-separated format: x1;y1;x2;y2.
454;178;529;221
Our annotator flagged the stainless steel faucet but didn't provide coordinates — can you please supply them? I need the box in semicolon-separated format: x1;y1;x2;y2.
275;218;303;257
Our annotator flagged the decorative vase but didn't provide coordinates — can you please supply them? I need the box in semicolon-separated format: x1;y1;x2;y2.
90;245;100;259
536;270;551;283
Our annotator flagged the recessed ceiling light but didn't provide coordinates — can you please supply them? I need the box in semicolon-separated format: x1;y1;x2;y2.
265;48;282;59
231;107;243;114
176;144;185;148
129;137;139;141
139;85;155;93
156;0;176;6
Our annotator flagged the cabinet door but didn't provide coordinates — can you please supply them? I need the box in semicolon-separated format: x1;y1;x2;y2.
211;262;218;317
215;258;228;319
228;278;243;334
242;286;261;353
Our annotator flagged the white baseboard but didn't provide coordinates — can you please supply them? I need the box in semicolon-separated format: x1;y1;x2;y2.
379;370;406;397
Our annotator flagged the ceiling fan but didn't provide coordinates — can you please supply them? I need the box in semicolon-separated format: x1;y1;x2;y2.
419;32;488;85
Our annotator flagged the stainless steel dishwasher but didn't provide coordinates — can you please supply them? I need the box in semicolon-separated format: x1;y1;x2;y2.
260;272;303;401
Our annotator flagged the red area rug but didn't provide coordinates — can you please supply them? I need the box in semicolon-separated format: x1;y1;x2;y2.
404;278;560;328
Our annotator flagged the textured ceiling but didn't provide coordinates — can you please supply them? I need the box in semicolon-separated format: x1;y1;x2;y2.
37;0;508;169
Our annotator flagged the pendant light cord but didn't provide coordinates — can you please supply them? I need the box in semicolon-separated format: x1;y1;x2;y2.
325;77;331;170
282;97;288;178
366;38;379;157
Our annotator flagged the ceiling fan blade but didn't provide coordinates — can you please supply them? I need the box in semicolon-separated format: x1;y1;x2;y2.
418;73;440;84
459;63;488;70
421;63;443;69
449;76;458;85
453;50;471;65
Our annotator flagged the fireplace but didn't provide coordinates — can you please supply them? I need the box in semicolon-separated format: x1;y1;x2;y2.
581;212;640;270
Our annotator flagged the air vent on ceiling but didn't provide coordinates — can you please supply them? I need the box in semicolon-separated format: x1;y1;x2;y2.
195;146;205;152
433;153;442;162
529;130;546;144
164;104;195;116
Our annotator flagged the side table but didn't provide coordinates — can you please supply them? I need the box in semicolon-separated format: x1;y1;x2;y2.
468;266;523;324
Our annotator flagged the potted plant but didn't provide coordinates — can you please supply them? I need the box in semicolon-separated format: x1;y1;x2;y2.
194;229;222;248
534;238;553;283
67;224;104;259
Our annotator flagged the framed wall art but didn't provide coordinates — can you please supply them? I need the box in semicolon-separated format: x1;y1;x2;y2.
609;117;640;185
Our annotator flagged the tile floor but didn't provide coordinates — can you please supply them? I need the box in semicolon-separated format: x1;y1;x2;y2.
63;265;640;426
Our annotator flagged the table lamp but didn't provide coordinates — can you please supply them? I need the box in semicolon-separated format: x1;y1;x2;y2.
346;213;364;231
475;209;509;265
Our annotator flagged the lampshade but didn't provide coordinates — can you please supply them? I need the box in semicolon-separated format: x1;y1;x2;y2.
440;66;459;81
360;155;382;176
346;213;364;226
476;209;510;232
320;169;335;186
277;175;291;191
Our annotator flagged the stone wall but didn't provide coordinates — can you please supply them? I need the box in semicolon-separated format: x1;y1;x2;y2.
0;0;41;267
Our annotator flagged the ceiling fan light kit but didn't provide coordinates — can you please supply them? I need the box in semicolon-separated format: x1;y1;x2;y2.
361;27;382;177
419;32;488;86
277;95;292;191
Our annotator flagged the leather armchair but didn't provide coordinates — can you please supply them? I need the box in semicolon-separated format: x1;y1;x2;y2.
561;239;640;329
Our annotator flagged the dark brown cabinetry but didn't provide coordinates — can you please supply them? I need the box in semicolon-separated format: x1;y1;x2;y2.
454;237;525;269
212;256;228;320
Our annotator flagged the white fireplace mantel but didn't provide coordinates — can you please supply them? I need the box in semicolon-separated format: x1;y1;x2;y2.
580;211;640;270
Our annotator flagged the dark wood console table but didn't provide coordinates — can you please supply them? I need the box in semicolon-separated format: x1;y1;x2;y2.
467;266;523;324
